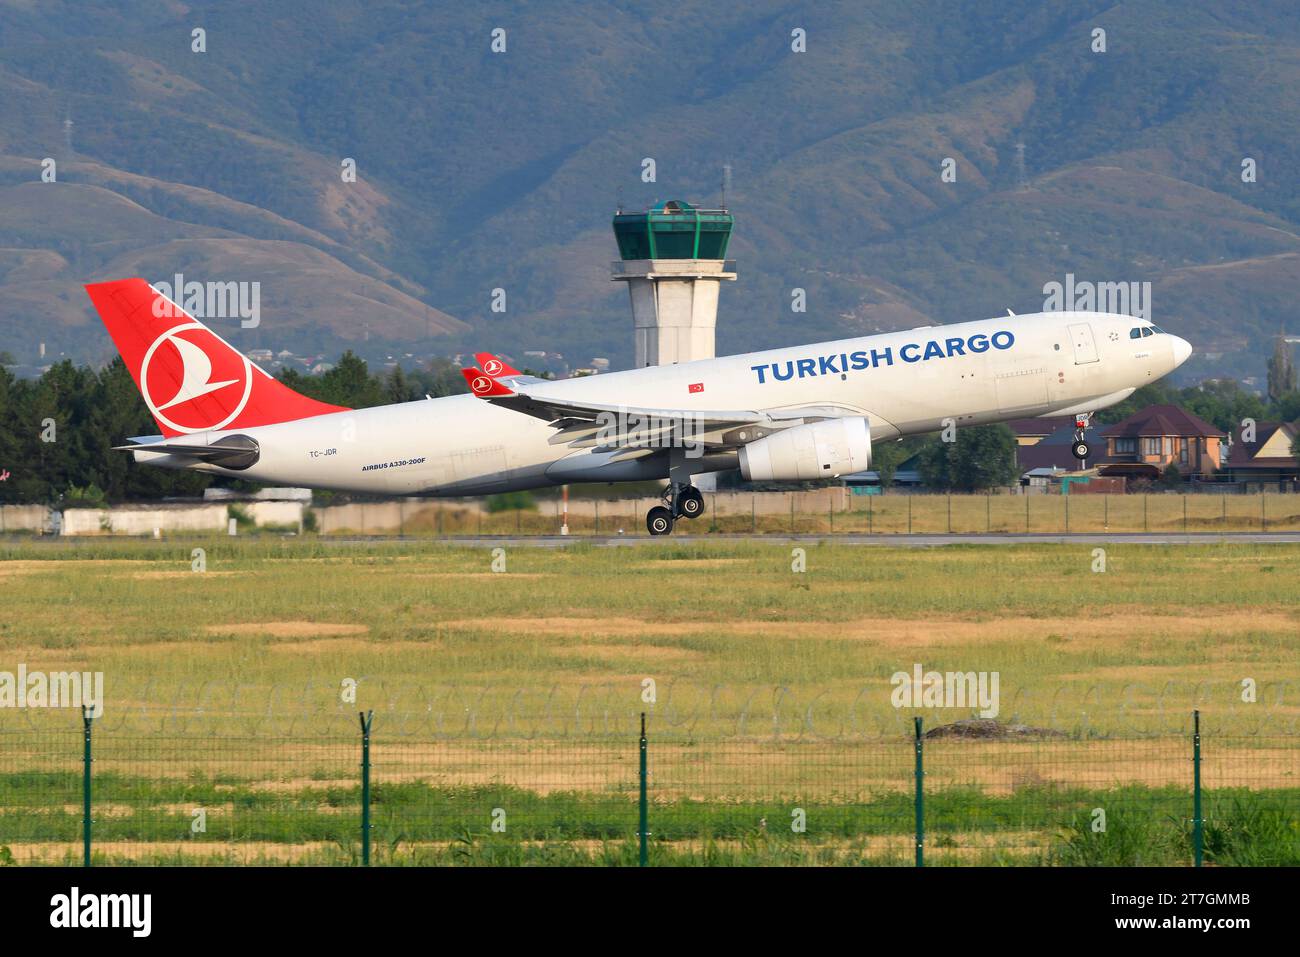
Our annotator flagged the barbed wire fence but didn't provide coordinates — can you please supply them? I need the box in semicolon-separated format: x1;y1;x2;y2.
1;682;1296;866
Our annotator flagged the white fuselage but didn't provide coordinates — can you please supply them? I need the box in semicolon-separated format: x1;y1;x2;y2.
147;311;1188;494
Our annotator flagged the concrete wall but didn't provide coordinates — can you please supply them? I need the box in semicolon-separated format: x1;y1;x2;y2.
313;489;852;533
0;505;51;533
39;489;850;536
245;501;305;528
62;505;229;536
59;502;304;536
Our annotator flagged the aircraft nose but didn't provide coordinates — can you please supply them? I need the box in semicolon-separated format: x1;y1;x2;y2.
1171;335;1192;367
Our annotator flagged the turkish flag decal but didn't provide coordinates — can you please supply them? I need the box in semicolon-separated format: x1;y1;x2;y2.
688;382;704;394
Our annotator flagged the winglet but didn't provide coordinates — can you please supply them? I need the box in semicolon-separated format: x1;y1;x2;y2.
461;367;516;397
474;352;522;378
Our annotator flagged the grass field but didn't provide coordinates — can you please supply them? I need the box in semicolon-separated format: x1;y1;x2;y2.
0;538;1296;865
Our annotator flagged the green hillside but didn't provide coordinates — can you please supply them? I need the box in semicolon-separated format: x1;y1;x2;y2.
0;0;1296;380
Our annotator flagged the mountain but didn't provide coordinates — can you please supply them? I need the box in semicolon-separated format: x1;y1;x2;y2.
1;0;1297;381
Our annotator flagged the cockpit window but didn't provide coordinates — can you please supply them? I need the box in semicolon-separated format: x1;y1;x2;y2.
1151;325;1165;334
1141;327;1154;338
1130;328;1142;339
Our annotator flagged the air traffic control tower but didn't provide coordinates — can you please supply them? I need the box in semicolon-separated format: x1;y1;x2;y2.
611;200;735;368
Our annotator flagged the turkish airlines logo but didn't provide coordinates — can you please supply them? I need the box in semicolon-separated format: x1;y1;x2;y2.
482;358;504;376
470;376;493;395
140;323;252;433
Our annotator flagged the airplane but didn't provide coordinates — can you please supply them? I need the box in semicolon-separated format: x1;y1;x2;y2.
86;278;1192;536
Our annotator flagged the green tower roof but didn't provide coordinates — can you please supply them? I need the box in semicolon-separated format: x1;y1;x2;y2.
613;200;733;261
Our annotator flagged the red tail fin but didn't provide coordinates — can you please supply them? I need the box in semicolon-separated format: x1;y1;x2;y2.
85;278;348;437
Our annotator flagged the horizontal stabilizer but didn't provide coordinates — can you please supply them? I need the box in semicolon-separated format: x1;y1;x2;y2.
114;434;260;470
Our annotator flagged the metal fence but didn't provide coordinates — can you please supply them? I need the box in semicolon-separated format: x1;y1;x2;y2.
2;690;1295;867
9;491;1300;538
324;492;1300;537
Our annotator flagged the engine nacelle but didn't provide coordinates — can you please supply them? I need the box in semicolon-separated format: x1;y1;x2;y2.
738;417;872;482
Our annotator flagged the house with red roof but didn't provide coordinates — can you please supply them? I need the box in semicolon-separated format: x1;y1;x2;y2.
1096;404;1225;481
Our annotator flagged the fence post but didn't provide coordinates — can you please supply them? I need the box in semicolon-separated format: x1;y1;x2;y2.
1143;494;1148;532
946;494;951;533
986;491;990;533
359;709;374;866
914;716;924;867
751;494;756;533
82;706;93;867
868;493;873;535
1261;494;1266;531
908;495;913;535
790;495;795;534
1065;491;1069;534
1192;709;1203;867
639;712;649;867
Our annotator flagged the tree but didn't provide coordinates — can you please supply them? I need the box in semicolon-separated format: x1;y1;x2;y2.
918;424;1019;492
1267;335;1297;403
384;364;411;405
872;439;906;489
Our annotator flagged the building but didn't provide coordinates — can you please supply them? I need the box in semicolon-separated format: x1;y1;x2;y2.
1222;421;1300;489
610;200;735;368
1006;416;1075;447
1096;404;1225;481
841;452;923;491
1015;422;1106;473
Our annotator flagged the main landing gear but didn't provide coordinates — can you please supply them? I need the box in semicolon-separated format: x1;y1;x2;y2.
1071;413;1093;461
646;483;704;536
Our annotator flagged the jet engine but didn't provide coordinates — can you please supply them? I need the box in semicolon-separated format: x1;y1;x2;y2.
738;416;871;481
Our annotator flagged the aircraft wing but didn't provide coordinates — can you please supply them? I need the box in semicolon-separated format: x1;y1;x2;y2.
459;367;831;451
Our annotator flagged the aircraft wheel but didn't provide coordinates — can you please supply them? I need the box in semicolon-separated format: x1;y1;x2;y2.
677;486;704;519
646;506;675;536
1072;440;1090;460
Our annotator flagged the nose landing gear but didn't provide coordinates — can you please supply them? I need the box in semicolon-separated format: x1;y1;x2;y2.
645;483;705;536
1071;413;1093;461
